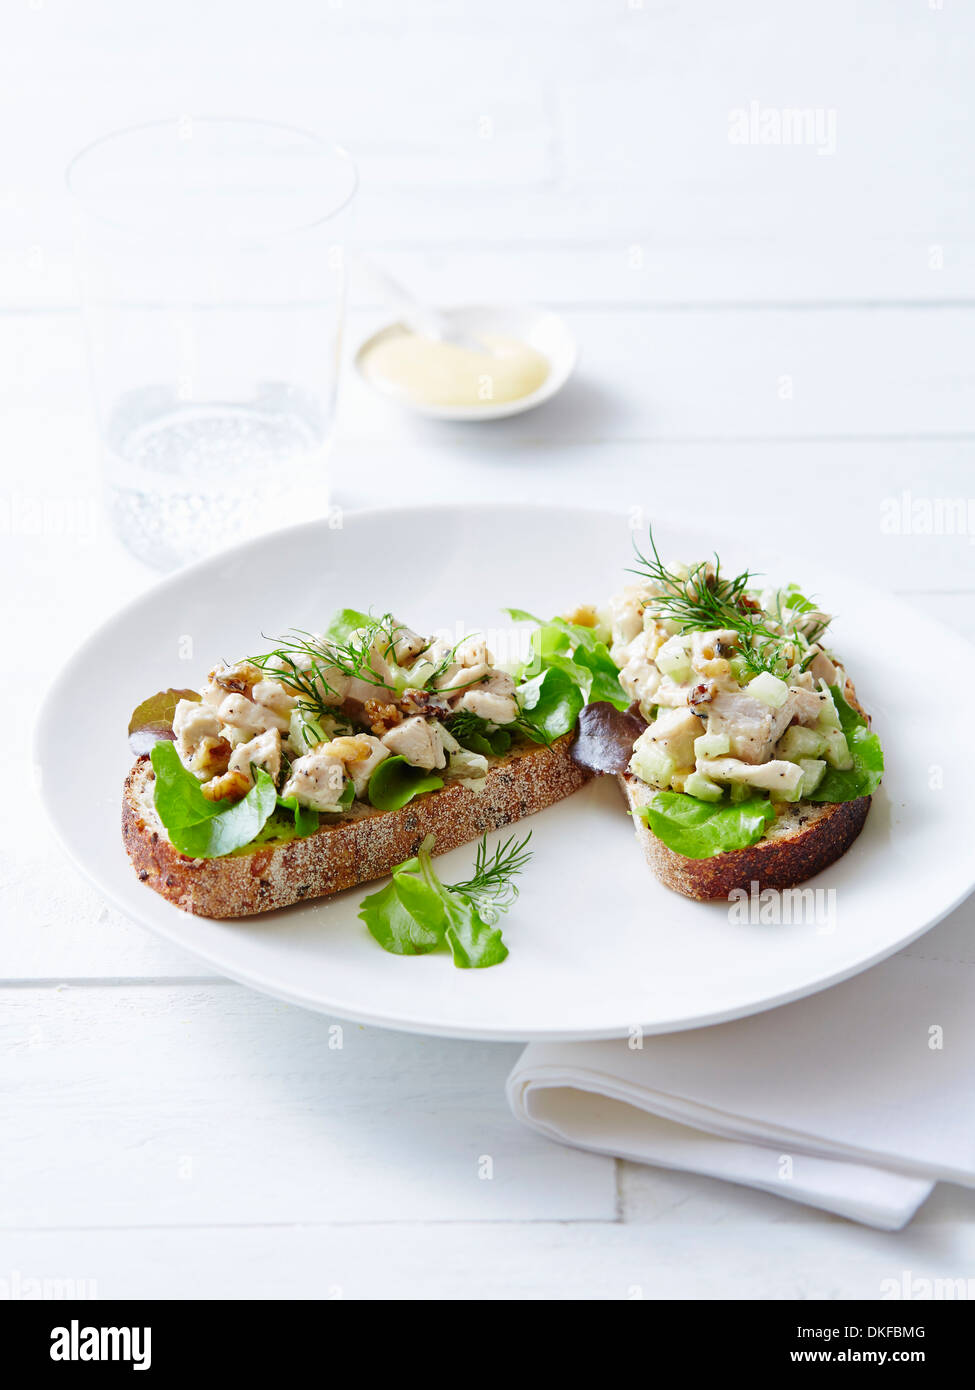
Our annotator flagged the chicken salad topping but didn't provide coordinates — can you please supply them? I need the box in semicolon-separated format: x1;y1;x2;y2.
587;536;875;807
129;604;609;859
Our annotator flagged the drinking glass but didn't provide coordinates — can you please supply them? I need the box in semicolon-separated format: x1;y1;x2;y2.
67;118;356;569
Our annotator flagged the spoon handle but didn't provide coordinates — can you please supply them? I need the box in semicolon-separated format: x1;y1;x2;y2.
353;256;487;353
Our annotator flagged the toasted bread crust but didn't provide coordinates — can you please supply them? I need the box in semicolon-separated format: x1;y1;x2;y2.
618;774;870;901
618;675;874;900
122;735;591;918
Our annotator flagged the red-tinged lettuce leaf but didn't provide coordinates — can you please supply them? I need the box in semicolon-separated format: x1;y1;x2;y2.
571;701;648;774
128;688;200;754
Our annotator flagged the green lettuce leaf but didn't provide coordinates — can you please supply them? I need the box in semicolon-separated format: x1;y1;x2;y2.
449;713;512;757
506;609;629;736
515;665;585;745
358;857;446;955
441;893;508;969
150;741;279;857
367;756;444;810
358;836;509;968
275;794;321;837
323;607;373;643
150;740;233;827
807;684;884;803
639;790;776;859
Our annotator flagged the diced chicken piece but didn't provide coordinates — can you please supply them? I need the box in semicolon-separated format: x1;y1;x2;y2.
252;678;297;717
217;692;290;735
173;699;231;779
705;689;794;764
618;629;664;707
228;729;282;788
280;746;347;812
605;583;651;662
389;621;429;666
342;734;390;798
342;673;385;705
808;650;839;686
381;716;447;770
342;627;400;694
698;756;804;796
174;698;221;753
787;685;829;725
263;643;316;678
433;634;494;693
454;686;518;725
644;706;703;771
653;676;697;709
451;671;518;725
458;635;490;668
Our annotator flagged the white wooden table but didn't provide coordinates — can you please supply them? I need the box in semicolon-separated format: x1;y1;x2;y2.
3;1;974;1299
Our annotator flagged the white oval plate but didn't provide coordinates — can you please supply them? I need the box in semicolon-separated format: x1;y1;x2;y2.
36;505;975;1040
354;304;577;420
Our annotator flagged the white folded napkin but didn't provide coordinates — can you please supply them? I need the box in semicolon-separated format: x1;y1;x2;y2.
507;941;975;1229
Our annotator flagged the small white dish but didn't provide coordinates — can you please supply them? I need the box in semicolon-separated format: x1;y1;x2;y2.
354;304;577;420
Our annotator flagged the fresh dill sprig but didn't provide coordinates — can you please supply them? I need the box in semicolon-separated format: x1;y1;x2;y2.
628;528;811;677
448;831;533;922
447;711;493;743
254;616;482;705
318;614;405;688
251;630;341;719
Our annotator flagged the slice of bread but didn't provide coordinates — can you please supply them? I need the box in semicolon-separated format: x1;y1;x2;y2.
618;774;870;901
617;678;873;901
122;734;591;918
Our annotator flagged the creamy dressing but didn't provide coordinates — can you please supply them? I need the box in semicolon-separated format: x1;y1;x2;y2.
360;329;549;408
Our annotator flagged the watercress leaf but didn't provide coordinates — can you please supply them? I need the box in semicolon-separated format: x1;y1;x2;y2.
150;740;232;828
358;835;514;969
573;642;629;709
782;585;816;614
640;790;776;859
806;685;885;803
276;794;321;837
323;608;373;643
358;866;446;956
442;892;509;969
367;756;444;810
545;652;594;697
503;607;544;624
515;666;585;744
449;714;511;757
168;769;279;858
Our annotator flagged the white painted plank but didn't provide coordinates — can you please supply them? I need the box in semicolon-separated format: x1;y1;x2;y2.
340;307;975;441
3;1199;975;1299
6;307;975;443
3;1;975;305
0;987;614;1228
7;213;971;313
330;438;975;595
